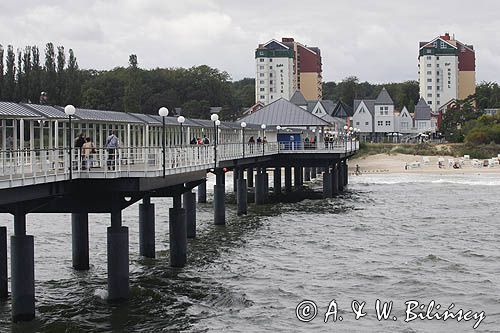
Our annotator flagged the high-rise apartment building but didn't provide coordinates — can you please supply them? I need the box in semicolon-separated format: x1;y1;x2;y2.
418;33;476;112
255;38;322;104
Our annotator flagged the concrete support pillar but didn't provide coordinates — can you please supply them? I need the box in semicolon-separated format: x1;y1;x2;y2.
311;167;317;179
332;165;339;195
338;162;345;192
170;195;187;267
263;169;269;199
183;191;196;238
197;180;207;203
107;207;129;301
139;197;155;258
255;168;265;205
273;167;281;195
294;167;302;190
237;170;248;215
0;226;7;299
11;210;35;322
247;167;254;188
284;166;292;193
214;170;225;225
233;170;238;193
323;171;333;198
344;161;349;187
71;213;89;270
304;167;311;182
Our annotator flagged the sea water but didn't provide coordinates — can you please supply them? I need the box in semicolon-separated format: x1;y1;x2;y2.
0;172;499;332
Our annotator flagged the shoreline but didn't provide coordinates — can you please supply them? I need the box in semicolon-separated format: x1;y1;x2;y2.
350;153;500;175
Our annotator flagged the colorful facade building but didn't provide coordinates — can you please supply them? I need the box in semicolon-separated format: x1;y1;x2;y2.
255;38;322;104
418;33;476;112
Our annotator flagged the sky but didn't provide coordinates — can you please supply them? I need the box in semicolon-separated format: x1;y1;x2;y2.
1;0;499;83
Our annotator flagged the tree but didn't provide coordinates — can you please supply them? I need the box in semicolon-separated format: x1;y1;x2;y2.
65;49;81;105
43;43;56;104
0;45;4;100
31;46;42;104
22;47;32;102
56;46;66;104
4;45;15;101
123;54;142;113
440;96;482;142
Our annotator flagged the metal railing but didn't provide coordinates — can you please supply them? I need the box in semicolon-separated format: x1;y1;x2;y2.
0;140;358;188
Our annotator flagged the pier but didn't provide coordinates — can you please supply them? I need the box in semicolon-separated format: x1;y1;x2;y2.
0;101;357;322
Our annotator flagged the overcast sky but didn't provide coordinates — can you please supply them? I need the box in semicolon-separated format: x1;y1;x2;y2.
1;0;499;83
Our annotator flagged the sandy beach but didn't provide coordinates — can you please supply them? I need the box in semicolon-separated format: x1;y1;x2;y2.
350;153;500;174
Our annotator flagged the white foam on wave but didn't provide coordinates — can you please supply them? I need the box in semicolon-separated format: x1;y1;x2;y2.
350;173;500;187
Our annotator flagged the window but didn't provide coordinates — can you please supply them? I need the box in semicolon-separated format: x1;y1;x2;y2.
260;95;265;99
280;69;283;73
437;79;440;83
437;101;440;105
401;122;408;129
259;88;265;92
427;64;431;67
270;73;273;77
436;71;439;75
280;90;283;93
427;78;432;82
427;86;432;90
269;58;272;62
269;66;273;69
259;80;264;84
270;80;273;84
436;64;440;68
259;65;264;70
385;121;391;126
426;49;431;54
270;95;273;99
426;56;431;60
365;122;369;126
259;73;264;77
377;121;383;126
436;56;440;60
259;58;264;62
437;93;440;97
427;93;432;97
270;88;273;92
448;81;451;84
356;122;360;126
437;86;440;91
428;101;432;105
427;71;432;75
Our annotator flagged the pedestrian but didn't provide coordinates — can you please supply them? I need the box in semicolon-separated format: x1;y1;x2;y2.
106;131;119;170
203;135;210;145
248;136;255;153
82;137;95;170
190;137;197;145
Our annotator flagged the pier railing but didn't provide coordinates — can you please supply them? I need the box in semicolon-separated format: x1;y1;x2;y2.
0;140;358;188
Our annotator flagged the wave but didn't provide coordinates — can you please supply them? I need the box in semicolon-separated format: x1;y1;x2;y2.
351;173;500;186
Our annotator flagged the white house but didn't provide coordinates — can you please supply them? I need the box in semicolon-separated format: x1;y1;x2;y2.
352;100;374;141
414;97;433;132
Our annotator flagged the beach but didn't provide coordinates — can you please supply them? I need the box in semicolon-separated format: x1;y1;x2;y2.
350;153;500;174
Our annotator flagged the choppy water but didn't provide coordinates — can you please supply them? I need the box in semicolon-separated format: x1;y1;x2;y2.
0;172;500;332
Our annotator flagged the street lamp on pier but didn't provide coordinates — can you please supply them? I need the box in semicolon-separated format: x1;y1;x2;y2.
159;106;169;178
177;116;185;146
211;113;219;168
64;104;76;180
240;122;246;158
261;124;266;155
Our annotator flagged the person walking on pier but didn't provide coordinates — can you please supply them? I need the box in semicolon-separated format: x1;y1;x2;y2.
106;131;119;170
248;136;255;153
82;137;96;170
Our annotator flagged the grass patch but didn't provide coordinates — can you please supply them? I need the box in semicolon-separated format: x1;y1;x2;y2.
356;142;500;160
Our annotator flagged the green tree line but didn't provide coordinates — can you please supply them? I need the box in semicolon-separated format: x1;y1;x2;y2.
1;43;500;120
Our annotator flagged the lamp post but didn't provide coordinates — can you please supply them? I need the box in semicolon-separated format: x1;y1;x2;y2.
349;127;353;152
343;125;348;153
261;124;266;155
177;116;185;146
211;113;219;168
64;105;76;180
276;125;281;152
159;107;169;178
240;122;246;158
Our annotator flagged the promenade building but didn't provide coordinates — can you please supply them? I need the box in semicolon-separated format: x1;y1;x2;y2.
418;33;476;112
255;38;322;104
